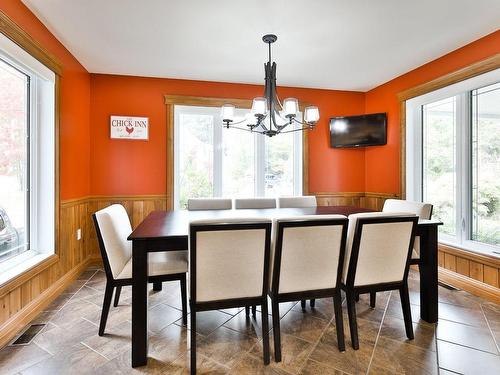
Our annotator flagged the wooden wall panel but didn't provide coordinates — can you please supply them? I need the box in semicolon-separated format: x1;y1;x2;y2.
86;195;167;260
0;198;92;346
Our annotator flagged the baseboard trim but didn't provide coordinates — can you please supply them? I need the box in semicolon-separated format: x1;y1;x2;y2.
0;257;92;348
438;267;500;304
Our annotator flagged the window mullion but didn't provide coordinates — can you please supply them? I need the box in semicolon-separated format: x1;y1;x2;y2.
255;135;265;197
213;114;223;197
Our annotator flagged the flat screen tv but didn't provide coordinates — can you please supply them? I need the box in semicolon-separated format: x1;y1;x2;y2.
329;113;387;148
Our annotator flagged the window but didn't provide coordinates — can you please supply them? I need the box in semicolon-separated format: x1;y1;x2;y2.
406;69;500;256
0;59;29;262
0;33;55;275
174;105;302;209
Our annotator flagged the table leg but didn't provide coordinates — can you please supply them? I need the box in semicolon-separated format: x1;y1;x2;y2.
419;225;439;323
132;240;148;367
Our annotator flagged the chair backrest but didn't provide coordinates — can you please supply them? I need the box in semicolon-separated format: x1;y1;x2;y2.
189;218;272;303
187;198;232;211
343;212;418;287
92;204;133;280
383;199;433;220
278;196;317;208
271;215;348;295
234;198;277;209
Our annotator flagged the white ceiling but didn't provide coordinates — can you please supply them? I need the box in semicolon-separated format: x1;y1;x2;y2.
22;0;500;91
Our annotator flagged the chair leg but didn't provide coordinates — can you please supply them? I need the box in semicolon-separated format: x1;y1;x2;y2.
245;306;250;316
98;282;114;336
399;284;414;340
346;291;359;350
271;298;281;362
354;292;360;302
333;289;345;352
370;292;376;308
310;299;316;308
153;282;162;291
180;274;188;326
300;300;306;309
190;306;196;375
113;286;121;307
252;305;257;316
261;297;270;365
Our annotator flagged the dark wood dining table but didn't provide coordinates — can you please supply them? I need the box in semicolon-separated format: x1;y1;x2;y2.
128;206;442;367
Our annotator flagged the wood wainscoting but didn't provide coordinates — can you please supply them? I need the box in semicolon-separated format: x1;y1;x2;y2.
86;195;168;260
314;191;399;210
0;198;91;347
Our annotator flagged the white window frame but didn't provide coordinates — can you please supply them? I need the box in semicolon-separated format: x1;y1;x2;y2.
173;104;303;209
0;33;56;281
406;68;500;257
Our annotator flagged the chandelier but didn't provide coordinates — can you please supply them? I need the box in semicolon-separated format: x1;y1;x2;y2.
221;34;320;137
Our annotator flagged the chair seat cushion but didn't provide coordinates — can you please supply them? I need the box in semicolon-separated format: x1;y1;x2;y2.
116;250;188;279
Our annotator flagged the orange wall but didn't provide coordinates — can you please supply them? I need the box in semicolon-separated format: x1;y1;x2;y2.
365;29;500;194
1;0;91;200
90;74;365;195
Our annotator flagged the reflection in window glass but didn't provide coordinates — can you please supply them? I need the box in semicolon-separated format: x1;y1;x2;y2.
0;59;29;262
422;97;456;236
265;132;294;197
222;128;255;198
472;82;500;246
178;113;214;209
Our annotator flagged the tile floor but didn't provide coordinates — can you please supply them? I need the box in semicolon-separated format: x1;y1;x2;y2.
0;266;499;374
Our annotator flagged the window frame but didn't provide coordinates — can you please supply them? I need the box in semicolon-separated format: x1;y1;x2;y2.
172;104;304;209
165;95;310;210
404;68;500;256
0;11;61;283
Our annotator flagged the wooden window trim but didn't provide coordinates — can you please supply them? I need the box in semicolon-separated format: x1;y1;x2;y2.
397;53;500;198
0;9;63;76
0;10;62;273
165;95;310;209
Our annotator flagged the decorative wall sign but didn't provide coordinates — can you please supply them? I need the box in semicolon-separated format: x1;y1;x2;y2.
110;115;149;140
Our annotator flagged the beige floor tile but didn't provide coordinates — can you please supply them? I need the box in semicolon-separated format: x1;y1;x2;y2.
223;310;272;339
20;343;108;375
379;315;436;352
175;310;233;336
197;326;258;368
277;309;330;343
251;333;318;374
0;343;51;375
369;337;438;374
437;340;500;374
437;318;497;354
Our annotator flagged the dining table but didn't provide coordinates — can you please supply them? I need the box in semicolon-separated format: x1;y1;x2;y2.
128;205;442;367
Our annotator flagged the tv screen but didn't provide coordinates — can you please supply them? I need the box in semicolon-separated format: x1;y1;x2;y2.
329;113;387;148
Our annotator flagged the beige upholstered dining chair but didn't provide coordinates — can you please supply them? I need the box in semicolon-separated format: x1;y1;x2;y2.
341;212;418;349
189;218;272;374
277;195;319;308
92;204;188;335
355;199;434;308
278;195;317;208
269;215;348;361
234;197;277;209
383;199;433;262
187;198;232;210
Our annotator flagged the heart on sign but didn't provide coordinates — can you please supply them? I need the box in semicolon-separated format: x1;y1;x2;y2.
125;126;134;134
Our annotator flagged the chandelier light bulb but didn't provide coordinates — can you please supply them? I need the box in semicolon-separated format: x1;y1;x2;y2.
283;98;298;118
304;106;320;124
221;104;235;122
251;97;267;116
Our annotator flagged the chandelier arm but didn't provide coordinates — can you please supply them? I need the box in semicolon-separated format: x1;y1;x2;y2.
280;126;312;134
226;124;265;134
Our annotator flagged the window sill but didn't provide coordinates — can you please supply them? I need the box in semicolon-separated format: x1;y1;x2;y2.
439;241;500;266
0;252;57;295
